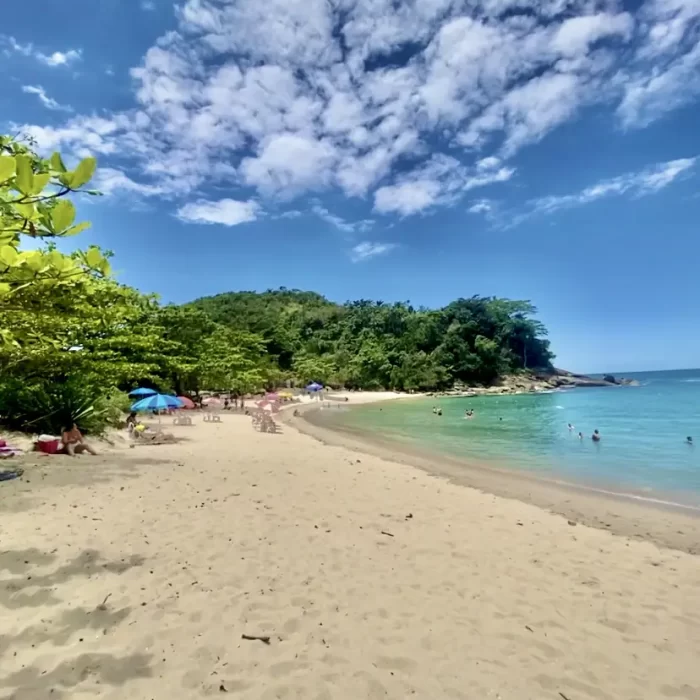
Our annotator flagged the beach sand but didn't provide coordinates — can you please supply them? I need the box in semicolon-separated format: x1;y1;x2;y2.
2;407;700;699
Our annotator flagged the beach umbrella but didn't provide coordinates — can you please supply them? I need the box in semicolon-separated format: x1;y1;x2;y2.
129;387;157;398
202;397;222;407
265;392;280;401
177;396;195;409
306;382;323;392
131;394;184;412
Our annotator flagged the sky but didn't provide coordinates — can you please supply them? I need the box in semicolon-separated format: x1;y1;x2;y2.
2;0;699;374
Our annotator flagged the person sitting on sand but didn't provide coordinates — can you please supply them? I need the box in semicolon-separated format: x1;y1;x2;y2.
126;412;138;432
592;429;601;442
62;424;98;456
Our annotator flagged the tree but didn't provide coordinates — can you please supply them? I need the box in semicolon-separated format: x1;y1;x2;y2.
0;134;110;348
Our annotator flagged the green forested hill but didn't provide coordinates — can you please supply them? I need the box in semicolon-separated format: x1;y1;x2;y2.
187;288;554;391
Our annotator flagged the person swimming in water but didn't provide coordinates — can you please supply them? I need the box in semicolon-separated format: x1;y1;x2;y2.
437;408;442;416
592;429;601;442
567;423;574;431
687;436;693;445
578;431;583;440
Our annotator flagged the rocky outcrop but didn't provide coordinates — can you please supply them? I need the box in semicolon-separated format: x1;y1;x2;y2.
430;369;638;397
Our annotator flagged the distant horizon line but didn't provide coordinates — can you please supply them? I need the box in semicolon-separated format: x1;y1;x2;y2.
579;367;699;376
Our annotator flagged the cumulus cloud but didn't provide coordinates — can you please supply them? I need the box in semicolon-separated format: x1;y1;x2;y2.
176;198;260;226
374;154;514;216
22;85;72;112
350;241;397;262
11;0;700;225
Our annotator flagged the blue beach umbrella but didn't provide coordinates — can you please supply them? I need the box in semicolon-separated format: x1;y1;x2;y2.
306;382;323;392
128;387;158;398
131;394;184;412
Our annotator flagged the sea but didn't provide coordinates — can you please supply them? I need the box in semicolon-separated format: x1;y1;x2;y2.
317;369;700;509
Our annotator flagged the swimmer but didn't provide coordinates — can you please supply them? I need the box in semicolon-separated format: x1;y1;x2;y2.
592;429;601;442
687;436;693;445
567;423;574;431
437;408;442;416
578;432;583;440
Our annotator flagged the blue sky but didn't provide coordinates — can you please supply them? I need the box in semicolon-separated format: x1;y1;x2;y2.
2;0;700;374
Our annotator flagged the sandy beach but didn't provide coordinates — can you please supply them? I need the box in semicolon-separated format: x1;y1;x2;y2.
2;405;700;700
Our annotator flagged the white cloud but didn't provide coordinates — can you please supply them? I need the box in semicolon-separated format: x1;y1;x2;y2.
468;199;493;214
374;154;514;216
617;0;700;127
22;85;71;112
350;241;397;262
531;157;696;215
176;198;260;226
311;204;374;234
2;36;82;67
10;0;700;228
241;133;337;197
141;0;156;10
93;167;165;197
38;49;82;67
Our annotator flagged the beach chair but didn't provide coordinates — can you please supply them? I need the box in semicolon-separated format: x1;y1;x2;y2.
203;413;222;423
173;415;193;426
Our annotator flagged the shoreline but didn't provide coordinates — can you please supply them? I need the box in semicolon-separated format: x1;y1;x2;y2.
284;403;700;555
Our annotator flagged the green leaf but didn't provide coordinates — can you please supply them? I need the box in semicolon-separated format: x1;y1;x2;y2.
25;251;46;271
0;155;16;182
0;282;10;297
15;155;34;195
62;221;91;237
48;250;68;272
85;247;102;268
14;202;36;219
0;244;18;266
50;152;67;173
58;172;73;188
70;157;97;189
51;200;76;232
31;172;51;195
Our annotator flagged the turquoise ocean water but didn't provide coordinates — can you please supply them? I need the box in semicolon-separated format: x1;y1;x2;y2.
319;370;700;508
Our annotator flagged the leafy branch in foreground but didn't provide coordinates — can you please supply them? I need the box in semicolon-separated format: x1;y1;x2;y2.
0;134;109;302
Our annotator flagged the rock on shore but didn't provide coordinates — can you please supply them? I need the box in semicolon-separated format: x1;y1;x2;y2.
431;369;639;397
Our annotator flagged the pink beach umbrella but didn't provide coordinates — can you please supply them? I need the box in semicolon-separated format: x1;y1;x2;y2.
202;397;222;407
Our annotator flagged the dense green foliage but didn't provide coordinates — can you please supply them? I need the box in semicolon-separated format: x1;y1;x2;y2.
0;135;553;435
188;289;554;391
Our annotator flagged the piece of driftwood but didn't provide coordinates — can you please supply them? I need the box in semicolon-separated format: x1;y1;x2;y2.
241;634;271;645
380;531;394;537
558;693;572;700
